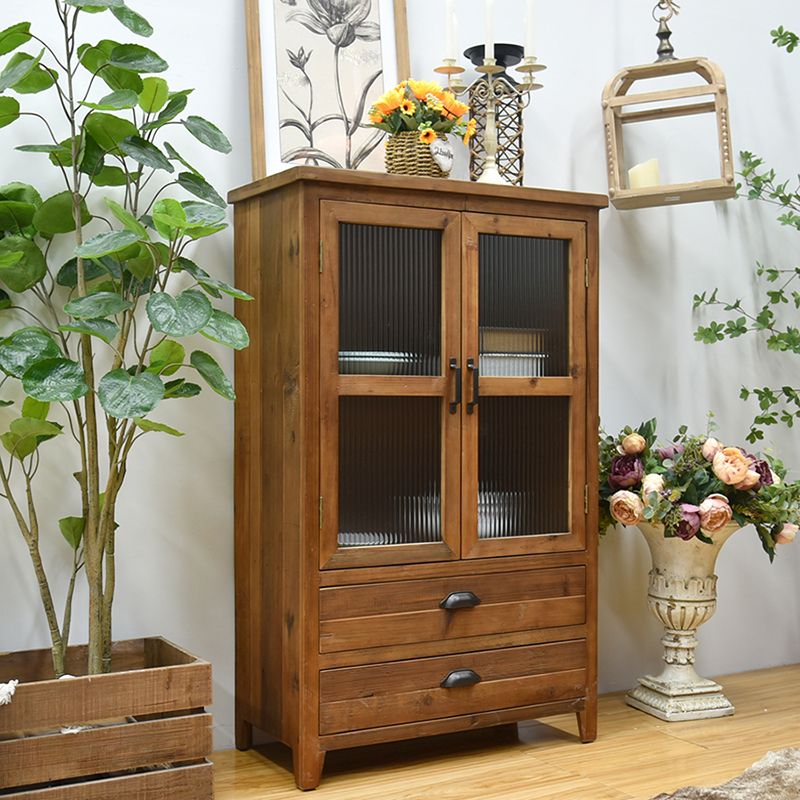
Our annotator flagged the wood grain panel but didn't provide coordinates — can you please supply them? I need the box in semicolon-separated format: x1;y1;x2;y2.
321;655;586;734
0;714;211;789
320;567;585;619
6;762;213;800
320;596;585;653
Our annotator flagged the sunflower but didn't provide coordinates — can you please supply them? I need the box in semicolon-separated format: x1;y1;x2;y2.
369;109;384;124
400;98;416;116
463;117;477;143
374;87;405;116
419;128;437;145
441;91;470;120
408;79;444;103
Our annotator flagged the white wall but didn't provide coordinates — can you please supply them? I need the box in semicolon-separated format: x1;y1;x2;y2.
1;1;798;751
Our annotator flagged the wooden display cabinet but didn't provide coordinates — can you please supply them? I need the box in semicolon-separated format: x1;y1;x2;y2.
230;167;606;790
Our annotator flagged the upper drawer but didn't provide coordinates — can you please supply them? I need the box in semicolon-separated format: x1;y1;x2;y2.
319;567;585;653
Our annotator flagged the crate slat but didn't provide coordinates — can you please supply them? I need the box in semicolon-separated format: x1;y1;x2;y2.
0;714;211;789
3;761;213;800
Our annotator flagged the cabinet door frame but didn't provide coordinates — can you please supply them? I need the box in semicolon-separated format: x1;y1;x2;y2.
319;201;463;569
461;212;588;559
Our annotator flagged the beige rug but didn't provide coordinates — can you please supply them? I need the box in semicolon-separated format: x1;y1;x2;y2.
651;749;800;799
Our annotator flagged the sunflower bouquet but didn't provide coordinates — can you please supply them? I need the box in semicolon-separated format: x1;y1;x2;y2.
368;80;477;145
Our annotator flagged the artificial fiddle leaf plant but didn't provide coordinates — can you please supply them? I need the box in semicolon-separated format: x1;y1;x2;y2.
0;1;249;677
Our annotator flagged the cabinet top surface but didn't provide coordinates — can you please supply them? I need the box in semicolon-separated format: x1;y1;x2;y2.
228;166;609;209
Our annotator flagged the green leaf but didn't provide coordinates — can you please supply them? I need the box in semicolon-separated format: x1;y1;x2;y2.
146;290;213;336
0;48;43;93
109;44;167;73
2;417;63;460
183;201;226;228
92;165;129;186
77;39;143;94
59;516;85;549
124;242;156;280
148;339;185;376
174;259;253;300
142;89;191;130
183;116;232;154
22;358;89;402
84;112;138;154
75;229;140;258
133;417;184;436
65;291;132;319
0;182;42;206
59;318;120;343
0;288;11;310
164;142;200;174
111;4;153;37
22;397;49;419
0;200;36;232
201;310;250;350
177;172;225;208
98;368;163;418
120;135;173;172
163;378;201;399
80;89;138;110
33;191;91;236
16;143;60;153
105;198;148;238
138;76;168;112
151;197;187;237
0;96;20;128
56;256;113;288
0;328;61;378
4;52;57;94
190;350;235;400
0;22;32;57
0;236;46;292
185;223;227;241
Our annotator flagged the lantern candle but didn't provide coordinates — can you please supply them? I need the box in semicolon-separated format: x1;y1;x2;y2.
485;0;495;61
628;158;661;189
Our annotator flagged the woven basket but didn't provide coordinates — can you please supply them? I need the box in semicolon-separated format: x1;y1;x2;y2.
385;131;448;178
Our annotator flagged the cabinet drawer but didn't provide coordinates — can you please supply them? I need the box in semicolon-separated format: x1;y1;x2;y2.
319;567;585;653
319;640;586;735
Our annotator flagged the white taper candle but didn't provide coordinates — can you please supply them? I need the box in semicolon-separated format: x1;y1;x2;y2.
485;0;495;61
445;0;455;61
524;0;535;57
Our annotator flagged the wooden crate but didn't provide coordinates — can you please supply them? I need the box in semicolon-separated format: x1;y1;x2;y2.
0;638;213;799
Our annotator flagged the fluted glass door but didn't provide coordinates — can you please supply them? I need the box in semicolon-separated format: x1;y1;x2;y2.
462;214;588;558
319;202;461;569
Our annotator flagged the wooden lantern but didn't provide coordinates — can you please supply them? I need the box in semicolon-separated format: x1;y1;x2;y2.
602;57;735;210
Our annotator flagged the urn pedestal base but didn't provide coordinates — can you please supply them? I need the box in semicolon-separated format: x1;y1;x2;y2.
627;673;735;721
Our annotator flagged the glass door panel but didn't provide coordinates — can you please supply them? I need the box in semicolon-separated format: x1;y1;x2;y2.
339;396;441;548
478;397;570;539
320;201;461;569
462;213;587;558
339;224;442;376
479;235;569;377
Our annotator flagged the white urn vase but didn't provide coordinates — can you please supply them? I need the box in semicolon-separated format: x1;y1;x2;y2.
626;521;739;721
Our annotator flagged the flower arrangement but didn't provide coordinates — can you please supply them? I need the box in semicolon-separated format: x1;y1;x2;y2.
368;80;477;145
599;418;800;560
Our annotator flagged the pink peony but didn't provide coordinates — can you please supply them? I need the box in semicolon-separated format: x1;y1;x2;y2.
698;493;732;533
608;455;644;489
774;523;798;545
621;433;646;455
609;490;644;526
712;447;750;485
641;473;665;499
675;504;701;540
701;437;723;462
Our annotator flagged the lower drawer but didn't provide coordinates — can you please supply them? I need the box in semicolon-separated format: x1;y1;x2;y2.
319;640;586;735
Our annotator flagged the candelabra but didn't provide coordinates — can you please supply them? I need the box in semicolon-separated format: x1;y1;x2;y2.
435;46;545;185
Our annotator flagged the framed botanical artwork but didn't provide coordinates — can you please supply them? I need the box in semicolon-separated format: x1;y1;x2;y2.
245;0;410;179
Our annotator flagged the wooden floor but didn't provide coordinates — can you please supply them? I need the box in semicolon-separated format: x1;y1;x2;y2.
213;665;800;799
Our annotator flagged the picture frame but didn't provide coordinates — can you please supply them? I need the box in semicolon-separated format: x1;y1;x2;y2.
245;0;410;180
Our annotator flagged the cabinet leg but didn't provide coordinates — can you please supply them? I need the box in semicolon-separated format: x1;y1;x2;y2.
577;706;597;743
293;745;326;791
235;716;253;751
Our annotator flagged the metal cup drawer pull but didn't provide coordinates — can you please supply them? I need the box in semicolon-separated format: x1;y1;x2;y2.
439;591;481;610
440;669;482;689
